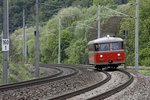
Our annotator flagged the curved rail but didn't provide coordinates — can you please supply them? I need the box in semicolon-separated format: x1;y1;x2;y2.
0;67;62;90
88;69;134;100
0;65;78;91
49;71;111;100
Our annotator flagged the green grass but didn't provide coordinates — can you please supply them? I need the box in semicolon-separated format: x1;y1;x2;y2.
139;69;150;76
126;68;150;76
0;63;33;85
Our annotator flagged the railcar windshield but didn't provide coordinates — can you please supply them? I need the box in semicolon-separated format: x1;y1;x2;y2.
94;43;110;51
111;42;124;51
100;43;109;51
93;42;124;52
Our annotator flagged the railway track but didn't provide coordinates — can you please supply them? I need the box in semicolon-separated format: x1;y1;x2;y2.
88;69;134;100
0;65;78;91
48;68;133;100
0;65;133;100
49;71;111;100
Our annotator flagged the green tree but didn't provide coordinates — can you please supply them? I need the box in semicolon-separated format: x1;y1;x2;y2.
65;39;88;64
72;0;93;7
119;0;150;66
114;0;128;4
61;29;74;62
93;0;114;5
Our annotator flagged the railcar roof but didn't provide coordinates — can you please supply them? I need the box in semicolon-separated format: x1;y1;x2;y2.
88;36;123;45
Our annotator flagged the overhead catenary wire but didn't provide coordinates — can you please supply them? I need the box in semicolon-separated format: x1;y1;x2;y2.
102;6;135;18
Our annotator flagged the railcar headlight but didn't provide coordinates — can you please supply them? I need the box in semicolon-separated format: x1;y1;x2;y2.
117;53;120;56
100;55;103;58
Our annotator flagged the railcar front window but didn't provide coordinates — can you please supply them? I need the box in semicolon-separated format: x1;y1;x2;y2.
100;43;109;51
111;42;122;50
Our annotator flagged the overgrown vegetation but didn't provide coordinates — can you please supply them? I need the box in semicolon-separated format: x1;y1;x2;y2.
0;0;150;84
119;0;150;66
139;69;150;76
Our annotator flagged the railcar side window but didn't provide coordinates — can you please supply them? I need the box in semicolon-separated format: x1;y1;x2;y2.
100;43;109;51
121;42;124;49
95;44;99;51
88;44;94;51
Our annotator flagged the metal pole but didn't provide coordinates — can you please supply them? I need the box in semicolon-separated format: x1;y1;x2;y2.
58;17;61;64
98;5;100;38
35;0;39;77
23;9;27;62
124;30;127;69
2;0;9;84
135;0;139;69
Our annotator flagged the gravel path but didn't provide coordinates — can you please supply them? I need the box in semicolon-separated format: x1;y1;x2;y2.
105;72;150;100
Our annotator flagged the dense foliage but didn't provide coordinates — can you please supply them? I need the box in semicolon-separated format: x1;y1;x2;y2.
0;0;94;33
119;0;150;66
0;0;150;84
0;0;127;33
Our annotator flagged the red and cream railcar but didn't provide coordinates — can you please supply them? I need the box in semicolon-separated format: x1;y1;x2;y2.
88;36;125;70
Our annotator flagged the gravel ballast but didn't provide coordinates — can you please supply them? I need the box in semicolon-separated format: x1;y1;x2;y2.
0;67;150;100
0;67;104;100
68;70;129;100
105;72;150;100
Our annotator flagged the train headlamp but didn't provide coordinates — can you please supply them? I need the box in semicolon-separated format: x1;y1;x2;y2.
100;55;103;58
117;53;120;56
106;35;110;38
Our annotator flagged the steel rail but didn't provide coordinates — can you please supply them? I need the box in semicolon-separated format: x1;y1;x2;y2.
88;69;134;100
39;64;90;68
0;67;62;90
39;64;80;70
0;66;78;91
49;71;111;100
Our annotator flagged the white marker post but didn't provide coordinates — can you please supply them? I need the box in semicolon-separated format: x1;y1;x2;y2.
2;39;9;51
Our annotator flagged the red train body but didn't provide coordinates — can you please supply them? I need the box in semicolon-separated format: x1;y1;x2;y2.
88;36;125;70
